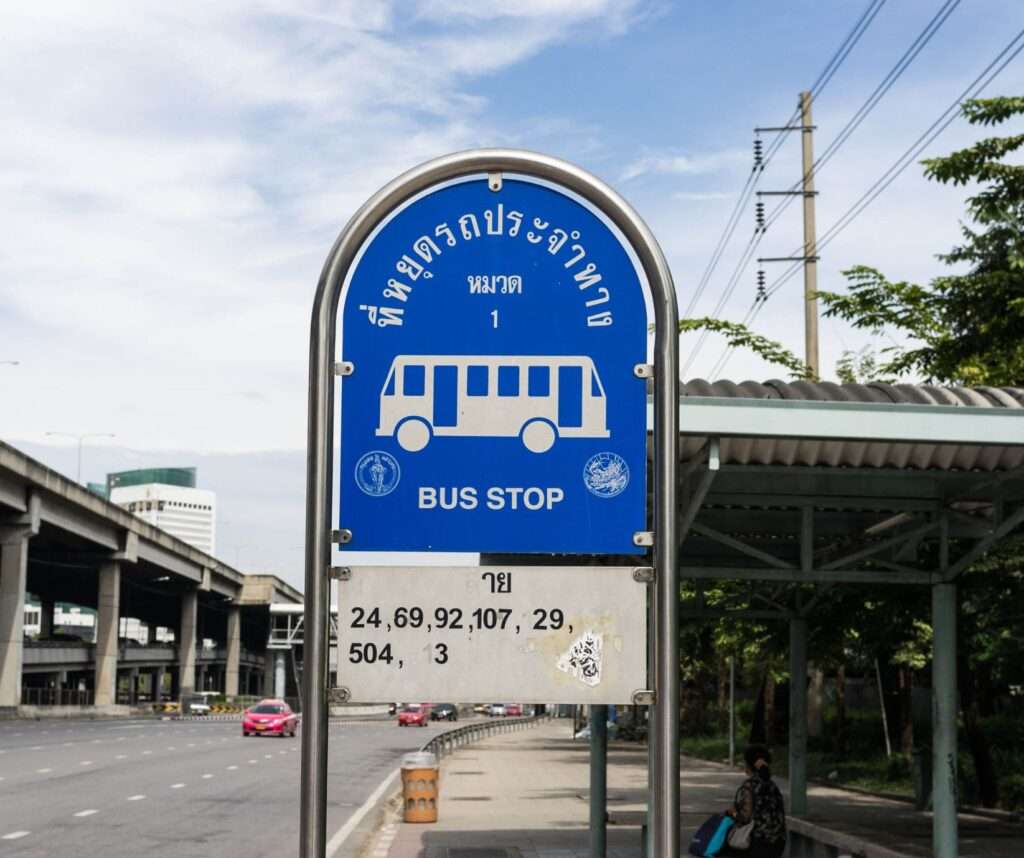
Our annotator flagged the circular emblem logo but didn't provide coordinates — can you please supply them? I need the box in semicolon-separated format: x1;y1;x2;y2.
583;452;629;499
355;451;400;497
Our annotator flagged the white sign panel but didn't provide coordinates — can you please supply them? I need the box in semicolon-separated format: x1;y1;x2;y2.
336;566;648;704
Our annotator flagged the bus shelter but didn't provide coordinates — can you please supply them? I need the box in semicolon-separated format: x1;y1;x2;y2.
673;379;1024;858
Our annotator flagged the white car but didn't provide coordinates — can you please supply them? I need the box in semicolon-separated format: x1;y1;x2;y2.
487;703;506;717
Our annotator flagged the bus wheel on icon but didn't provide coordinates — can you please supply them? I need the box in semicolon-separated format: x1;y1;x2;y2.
395;418;432;453
520;419;556;454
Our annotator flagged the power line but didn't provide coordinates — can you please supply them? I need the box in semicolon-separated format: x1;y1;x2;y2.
766;25;1024;303
682;0;887;374
681;0;885;324
761;0;961;239
810;0;888;96
713;24;1024;378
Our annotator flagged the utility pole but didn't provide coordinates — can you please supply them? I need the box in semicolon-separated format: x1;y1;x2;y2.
756;89;821;378
800;91;820;378
45;432;115;483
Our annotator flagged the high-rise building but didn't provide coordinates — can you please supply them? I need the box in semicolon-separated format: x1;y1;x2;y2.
108;467;216;555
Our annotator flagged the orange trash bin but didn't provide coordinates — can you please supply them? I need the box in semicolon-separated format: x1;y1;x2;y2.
401;751;439;823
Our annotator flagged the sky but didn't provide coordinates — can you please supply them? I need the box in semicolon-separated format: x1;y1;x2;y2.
3;0;1023;587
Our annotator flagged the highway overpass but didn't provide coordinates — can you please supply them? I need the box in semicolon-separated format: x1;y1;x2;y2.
0;442;302;712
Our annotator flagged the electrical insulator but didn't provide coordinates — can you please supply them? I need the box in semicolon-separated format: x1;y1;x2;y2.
756;270;766;302
755;201;765;231
753;138;764;170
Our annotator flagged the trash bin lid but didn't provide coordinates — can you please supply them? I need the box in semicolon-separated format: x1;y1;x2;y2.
401;751;438;769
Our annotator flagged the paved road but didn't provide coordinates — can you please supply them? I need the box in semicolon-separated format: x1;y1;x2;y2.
0;715;456;857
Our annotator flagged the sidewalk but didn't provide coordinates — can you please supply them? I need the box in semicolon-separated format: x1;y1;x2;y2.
377;720;1023;858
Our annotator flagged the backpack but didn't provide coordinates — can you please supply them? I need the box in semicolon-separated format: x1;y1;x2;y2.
688;813;735;857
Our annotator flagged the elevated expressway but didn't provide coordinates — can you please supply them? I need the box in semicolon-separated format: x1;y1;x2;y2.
0;442;302;712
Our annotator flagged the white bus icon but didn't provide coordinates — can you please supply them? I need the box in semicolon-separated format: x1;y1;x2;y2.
376;355;610;453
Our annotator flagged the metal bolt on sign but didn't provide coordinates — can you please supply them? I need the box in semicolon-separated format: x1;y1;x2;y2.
301;150;678;858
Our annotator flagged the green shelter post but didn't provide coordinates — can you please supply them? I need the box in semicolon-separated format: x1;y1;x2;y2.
932;580;958;857
789;616;808;816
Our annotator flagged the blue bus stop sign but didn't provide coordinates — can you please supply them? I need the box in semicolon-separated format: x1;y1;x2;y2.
339;175;648;554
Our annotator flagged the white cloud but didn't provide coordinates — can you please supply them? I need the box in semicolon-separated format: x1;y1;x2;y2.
621;150;748;182
0;1;644;453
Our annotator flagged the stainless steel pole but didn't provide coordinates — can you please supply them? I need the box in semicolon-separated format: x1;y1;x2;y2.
301;149;677;858
300;262;338;858
590;704;608;858
651;219;680;858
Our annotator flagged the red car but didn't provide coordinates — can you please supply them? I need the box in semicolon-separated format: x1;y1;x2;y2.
398;704;429;727
505;703;523;717
242;699;299;737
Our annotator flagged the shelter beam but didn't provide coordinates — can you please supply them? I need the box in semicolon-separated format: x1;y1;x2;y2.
946;502;1024;579
689;522;796;570
678;439;719;544
678;566;934;584
819;520;936;571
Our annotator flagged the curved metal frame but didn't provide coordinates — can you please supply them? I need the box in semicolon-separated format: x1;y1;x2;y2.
302;149;678;857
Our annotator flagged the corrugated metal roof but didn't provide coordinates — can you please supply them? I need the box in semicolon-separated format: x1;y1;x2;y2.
679;380;1024;471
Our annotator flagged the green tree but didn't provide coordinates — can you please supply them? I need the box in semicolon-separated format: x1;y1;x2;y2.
818;96;1024;386
676;317;810;379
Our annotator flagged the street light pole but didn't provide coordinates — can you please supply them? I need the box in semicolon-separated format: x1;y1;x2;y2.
45;432;115;483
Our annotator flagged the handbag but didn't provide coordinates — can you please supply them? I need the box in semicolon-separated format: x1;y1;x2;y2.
727;820;754;850
688;813;734;857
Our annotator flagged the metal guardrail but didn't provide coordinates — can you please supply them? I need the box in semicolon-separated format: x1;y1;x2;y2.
421;714;548;760
21;688;93;706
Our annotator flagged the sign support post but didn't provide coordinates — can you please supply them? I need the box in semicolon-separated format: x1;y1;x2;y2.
301;150;677;858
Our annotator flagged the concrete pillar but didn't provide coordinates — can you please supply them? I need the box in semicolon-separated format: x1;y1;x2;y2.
932;582;959;858
0;534;29;707
154;667;166;702
128;667;139;704
274;650;286;699
39;600;55;639
94;561;120;706
179;589;198;696
225;607;241;697
789;617;809;815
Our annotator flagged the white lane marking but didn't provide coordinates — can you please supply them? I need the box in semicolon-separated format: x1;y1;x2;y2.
2;831;30;840
30;746;42;751
202;773;213;779
80;760;93;766
226;765;238;770
92;739;102;744
248;759;258;764
116;754;127;760
187;743;195;747
37;768;53;774
63;742;74;747
142;750;152;755
264;754;273;759
73;809;98;817
167;746;176;751
170;783;185;789
127;795;146;801
326;768;400;858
